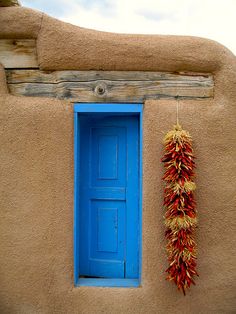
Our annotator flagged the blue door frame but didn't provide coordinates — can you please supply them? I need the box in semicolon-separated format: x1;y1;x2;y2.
74;103;143;287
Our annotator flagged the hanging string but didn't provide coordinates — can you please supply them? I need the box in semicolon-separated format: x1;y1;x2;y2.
176;96;180;127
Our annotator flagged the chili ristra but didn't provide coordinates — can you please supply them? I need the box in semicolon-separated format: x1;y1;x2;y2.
162;124;198;295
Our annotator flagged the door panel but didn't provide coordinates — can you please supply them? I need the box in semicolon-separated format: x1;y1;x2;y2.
97;134;118;179
91;126;126;187
79;115;139;279
90;200;125;258
97;206;118;253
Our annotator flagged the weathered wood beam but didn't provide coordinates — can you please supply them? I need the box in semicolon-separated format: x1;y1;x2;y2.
6;69;214;102
0;39;38;68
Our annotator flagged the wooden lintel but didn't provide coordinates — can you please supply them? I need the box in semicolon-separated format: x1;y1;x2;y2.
6;69;214;102
0;39;38;68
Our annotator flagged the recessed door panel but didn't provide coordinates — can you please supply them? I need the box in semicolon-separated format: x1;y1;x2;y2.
97;206;118;253
98;135;118;180
91;126;126;187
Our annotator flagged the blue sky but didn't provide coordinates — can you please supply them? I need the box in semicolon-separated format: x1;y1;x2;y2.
21;0;236;55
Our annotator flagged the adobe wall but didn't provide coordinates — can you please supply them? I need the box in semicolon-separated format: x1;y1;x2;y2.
0;7;236;314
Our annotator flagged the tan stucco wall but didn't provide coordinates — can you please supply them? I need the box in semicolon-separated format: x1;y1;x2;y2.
0;7;236;314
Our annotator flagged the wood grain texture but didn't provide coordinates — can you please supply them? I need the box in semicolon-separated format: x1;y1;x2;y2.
6;69;214;102
0;39;38;68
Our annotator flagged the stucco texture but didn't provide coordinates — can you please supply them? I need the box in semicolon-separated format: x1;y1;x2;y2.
0;6;236;314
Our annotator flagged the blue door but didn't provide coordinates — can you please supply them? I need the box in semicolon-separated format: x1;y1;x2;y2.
79;114;139;279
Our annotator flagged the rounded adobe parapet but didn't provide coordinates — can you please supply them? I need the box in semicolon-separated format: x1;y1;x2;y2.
37;13;235;72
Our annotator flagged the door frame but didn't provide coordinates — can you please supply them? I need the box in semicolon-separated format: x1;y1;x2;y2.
74;103;143;287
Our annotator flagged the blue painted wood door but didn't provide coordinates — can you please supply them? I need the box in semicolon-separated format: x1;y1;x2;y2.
79;114;139;279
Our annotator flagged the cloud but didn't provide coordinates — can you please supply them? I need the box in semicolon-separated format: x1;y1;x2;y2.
21;0;236;55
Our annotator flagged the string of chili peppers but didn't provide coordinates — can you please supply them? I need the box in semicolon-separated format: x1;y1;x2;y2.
161;100;198;295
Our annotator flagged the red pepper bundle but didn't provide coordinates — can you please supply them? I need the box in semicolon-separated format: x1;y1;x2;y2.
161;124;198;295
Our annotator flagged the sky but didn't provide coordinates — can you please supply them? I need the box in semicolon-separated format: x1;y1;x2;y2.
21;0;236;55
